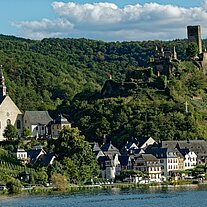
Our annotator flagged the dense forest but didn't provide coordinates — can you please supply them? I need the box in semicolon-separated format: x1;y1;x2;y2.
1;34;207;146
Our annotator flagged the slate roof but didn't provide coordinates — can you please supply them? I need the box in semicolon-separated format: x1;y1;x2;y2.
121;140;139;152
38;152;55;166
94;150;104;158
25;111;53;125
27;148;45;164
53;115;70;125
179;148;190;156
136;136;155;148
0;95;6;104
101;143;119;153
146;147;182;159
140;154;159;162
118;155;130;166
90;142;101;152
161;140;207;156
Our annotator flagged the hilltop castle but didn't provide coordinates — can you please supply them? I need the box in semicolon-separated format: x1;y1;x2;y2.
101;25;207;96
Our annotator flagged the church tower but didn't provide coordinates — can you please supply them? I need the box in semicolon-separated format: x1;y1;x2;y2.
0;65;7;100
173;46;177;59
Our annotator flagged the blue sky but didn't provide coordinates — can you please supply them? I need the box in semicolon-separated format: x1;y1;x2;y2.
0;0;206;41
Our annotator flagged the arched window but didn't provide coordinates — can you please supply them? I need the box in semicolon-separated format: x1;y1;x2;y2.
7;119;11;125
17;120;21;129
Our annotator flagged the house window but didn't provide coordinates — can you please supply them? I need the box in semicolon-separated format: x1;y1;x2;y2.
17;120;21;129
7;119;11;125
0;121;1;129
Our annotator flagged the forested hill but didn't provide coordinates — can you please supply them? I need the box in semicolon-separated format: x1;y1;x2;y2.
2;35;207;145
0;34;191;111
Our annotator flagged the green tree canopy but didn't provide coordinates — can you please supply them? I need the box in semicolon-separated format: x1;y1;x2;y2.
3;124;18;140
6;178;22;194
51;173;68;191
186;42;199;57
22;127;32;139
52;127;99;184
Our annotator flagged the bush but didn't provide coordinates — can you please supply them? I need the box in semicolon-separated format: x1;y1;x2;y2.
51;173;68;191
6;178;22;194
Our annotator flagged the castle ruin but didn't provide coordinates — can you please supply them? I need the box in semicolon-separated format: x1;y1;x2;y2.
187;25;202;54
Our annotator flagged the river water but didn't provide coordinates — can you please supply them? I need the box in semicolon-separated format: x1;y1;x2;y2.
0;185;207;207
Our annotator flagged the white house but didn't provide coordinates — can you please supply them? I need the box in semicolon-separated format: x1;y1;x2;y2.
179;149;197;170
99;142;121;180
146;148;181;177
14;148;27;162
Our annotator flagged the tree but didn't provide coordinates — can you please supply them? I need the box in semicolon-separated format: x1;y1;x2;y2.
52;127;100;184
3;124;18;140
51;173;68;191
6;178;22;194
22;127;32;139
186;43;199;58
34;168;48;184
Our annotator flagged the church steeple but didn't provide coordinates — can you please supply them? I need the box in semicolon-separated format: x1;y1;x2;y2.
173;46;177;59
0;65;7;100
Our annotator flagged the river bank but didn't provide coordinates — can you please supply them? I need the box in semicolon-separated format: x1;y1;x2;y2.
0;179;206;197
1;184;207;207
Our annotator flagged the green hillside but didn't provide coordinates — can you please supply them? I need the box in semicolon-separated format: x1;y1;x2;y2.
68;61;207;147
1;35;207;145
0;35;190;111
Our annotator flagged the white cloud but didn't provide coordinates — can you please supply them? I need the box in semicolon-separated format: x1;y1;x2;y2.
12;1;207;41
13;18;74;39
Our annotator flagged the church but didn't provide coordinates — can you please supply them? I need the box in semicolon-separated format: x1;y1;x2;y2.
0;66;23;141
0;66;55;141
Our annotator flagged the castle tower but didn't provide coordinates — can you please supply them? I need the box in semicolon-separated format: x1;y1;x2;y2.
187;25;202;54
0;65;7;100
173;46;177;59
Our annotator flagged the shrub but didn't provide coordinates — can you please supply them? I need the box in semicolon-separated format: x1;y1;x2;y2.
51;173;68;191
6;178;22;194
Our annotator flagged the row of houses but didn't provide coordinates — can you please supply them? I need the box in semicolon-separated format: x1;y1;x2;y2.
91;137;207;182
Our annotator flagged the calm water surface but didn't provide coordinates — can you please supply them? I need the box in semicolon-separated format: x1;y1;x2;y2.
1;185;207;207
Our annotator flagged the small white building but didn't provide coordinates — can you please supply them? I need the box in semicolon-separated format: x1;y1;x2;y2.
179;149;197;170
14;148;27;161
99;142;121;180
104;154;120;179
